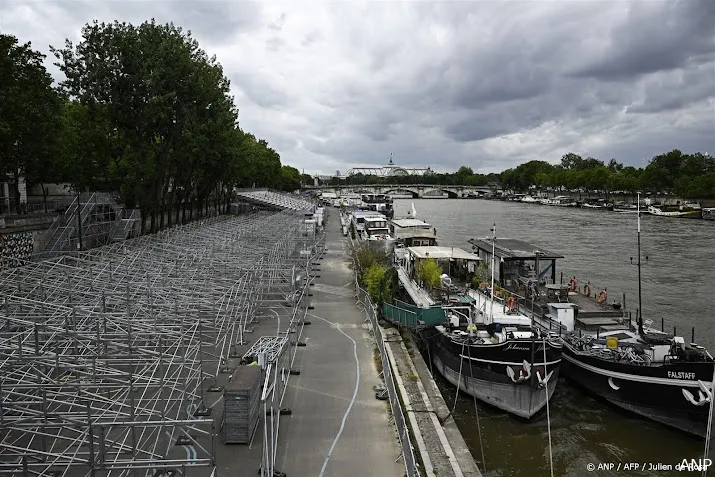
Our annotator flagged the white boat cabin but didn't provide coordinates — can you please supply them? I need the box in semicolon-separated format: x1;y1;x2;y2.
390;218;439;247
351;210;385;232
363;216;391;241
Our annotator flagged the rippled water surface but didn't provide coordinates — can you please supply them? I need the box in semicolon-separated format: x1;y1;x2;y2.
393;199;715;477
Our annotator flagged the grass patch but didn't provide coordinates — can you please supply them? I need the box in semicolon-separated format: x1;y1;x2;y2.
399;328;413;350
372;344;383;375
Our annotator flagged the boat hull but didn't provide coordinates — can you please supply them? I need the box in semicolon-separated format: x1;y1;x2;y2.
561;345;714;437
648;206;702;219
423;329;562;418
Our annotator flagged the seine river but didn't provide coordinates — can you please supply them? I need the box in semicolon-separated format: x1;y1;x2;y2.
392;198;715;477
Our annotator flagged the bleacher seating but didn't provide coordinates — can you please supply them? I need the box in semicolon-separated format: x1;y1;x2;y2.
235;190;314;212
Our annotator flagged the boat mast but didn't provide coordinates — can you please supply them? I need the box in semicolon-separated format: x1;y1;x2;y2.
637;192;644;335
490;223;496;322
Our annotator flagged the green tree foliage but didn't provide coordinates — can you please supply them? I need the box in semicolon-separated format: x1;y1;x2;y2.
470;261;490;288
279;165;301;192
364;262;393;306
498;151;714;199
0;34;61;211
2;23;302;227
322;169;497;188
356;247;396;306
316;150;714;199
417;259;442;289
352;242;391;285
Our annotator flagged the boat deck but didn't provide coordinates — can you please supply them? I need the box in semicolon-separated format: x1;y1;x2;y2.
535;283;626;315
396;266;436;309
514;282;630;331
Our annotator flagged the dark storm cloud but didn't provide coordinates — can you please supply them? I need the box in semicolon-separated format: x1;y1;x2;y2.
570;0;715;81
627;64;715;114
4;1;713;175
48;0;262;44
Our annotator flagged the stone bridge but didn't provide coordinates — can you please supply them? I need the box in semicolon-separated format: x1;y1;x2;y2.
303;184;496;198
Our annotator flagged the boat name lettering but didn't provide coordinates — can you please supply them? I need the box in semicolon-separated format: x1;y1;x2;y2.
667;371;696;380
504;343;544;352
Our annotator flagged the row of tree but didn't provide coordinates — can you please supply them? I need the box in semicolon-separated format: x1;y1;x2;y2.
1;21;303;230
500;151;714;198
318;151;714;199
322;168;501;187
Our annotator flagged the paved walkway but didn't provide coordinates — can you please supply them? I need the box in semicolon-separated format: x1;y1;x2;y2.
276;213;404;476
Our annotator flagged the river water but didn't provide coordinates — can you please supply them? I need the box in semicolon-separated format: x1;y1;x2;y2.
392;198;715;477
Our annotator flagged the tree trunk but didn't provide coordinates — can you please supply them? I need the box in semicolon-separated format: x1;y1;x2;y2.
141;209;147;235
13;170;21;214
160;181;169;230
176;183;185;225
167;183;175;228
41;184;48;213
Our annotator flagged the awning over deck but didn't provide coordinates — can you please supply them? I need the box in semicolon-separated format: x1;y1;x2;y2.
467;238;563;261
407;246;481;261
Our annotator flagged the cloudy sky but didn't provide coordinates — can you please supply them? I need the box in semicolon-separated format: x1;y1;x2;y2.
4;1;714;175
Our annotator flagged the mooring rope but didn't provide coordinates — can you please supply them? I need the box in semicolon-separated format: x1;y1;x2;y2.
466;337;487;472
451;340;466;415
543;336;554;477
702;366;715;477
426;335;435;377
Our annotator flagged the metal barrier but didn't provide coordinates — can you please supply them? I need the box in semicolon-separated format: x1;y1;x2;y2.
256;219;322;477
350;245;419;477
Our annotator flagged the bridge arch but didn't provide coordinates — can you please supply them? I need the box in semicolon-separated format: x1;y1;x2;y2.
382;188;419;198
422;187;460;198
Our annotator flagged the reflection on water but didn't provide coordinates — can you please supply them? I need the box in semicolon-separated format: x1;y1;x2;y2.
394;199;715;477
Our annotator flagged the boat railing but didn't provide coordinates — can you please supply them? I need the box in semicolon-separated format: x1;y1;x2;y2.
470;285;573;335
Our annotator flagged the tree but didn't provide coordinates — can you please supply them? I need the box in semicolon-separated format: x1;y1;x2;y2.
560;152;583;170
365;263;386;303
0;34;61;213
352;242;391;285
454;166;474;185
50;20;289;231
279;165;301;192
300;173;313;186
417;259;442;289
471;261;490;288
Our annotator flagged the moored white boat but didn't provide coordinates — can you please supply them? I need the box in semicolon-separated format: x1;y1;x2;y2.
648;202;702;219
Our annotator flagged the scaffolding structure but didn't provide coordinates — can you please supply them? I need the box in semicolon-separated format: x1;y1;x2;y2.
0;209;321;477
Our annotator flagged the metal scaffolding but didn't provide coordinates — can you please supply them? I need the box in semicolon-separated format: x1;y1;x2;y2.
0;209;321;477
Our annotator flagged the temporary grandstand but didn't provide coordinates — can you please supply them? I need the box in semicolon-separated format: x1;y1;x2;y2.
0;202;322;477
234;189;314;212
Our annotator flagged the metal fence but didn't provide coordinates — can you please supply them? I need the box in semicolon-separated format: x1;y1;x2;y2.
252;215;322;477
349;243;419;477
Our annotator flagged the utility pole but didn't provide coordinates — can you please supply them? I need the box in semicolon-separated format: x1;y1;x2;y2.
636;192;643;334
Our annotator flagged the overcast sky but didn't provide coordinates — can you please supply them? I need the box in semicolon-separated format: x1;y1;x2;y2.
4;1;714;175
